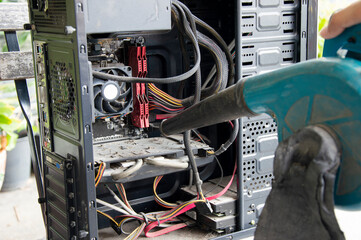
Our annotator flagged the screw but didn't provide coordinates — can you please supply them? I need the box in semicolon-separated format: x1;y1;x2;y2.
68;192;75;199
66;163;73;170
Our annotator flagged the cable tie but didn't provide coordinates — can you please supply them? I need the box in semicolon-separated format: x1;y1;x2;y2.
140;212;149;225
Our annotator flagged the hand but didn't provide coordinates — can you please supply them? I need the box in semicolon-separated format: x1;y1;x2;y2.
320;1;361;39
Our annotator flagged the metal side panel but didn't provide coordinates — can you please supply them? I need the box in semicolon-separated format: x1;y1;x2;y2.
29;0;98;239
236;0;318;232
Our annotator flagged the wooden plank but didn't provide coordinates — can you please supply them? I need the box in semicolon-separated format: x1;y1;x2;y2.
0;52;34;81
0;3;29;31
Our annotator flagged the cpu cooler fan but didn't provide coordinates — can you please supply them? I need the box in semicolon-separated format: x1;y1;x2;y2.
92;67;133;117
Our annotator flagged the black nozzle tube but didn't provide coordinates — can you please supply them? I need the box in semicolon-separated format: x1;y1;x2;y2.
160;81;257;136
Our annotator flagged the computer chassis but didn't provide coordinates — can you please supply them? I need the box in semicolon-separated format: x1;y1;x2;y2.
26;0;317;239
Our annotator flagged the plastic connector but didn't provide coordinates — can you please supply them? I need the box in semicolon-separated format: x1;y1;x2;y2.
195;199;213;215
110;220;122;235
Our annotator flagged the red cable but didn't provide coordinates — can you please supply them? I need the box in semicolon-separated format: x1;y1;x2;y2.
145;223;188;238
155;114;177;120
144;160;237;237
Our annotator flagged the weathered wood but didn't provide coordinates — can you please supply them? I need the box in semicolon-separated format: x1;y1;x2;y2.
0;52;34;81
0;3;29;31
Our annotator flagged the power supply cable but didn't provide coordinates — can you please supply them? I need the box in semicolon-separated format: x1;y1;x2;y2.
204;39;235;90
153;176;179;208
181;31;228;107
171;1;202;105
95;162;106;187
174;0;234;87
171;0;205;203
193;15;235;86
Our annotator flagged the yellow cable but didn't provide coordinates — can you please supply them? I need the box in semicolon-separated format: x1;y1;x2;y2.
97;210;119;226
149;84;181;103
153;176;178;208
95;163;105;187
163;199;205;219
149;86;181;106
124;223;145;240
118;217;131;229
149;84;183;106
94;162;103;182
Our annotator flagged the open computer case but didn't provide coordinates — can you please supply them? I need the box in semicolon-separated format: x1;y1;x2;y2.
26;0;317;239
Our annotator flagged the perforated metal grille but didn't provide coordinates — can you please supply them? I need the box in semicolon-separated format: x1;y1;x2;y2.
241;119;277;156
50;61;75;123
242;159;274;191
241;116;277;192
34;0;67;32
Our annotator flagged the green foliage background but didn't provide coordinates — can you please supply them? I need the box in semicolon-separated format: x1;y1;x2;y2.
0;0;36;144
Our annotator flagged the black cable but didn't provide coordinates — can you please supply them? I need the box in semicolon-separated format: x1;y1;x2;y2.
183;130;203;197
181;32;228;107
172;1;201;105
191;129;224;197
204;39;235;90
170;0;205;200
204;155;223;197
214;120;239;156
193;15;234;86
171;8;190;99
